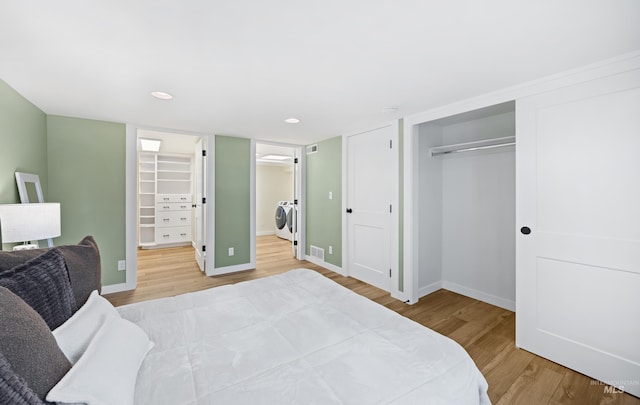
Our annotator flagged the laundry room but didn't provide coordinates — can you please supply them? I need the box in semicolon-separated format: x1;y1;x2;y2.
255;144;295;251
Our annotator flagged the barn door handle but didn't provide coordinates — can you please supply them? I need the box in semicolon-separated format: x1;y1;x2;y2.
346;208;353;214
520;226;531;235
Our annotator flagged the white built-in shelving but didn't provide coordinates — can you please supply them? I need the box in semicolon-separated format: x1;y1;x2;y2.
138;152;193;248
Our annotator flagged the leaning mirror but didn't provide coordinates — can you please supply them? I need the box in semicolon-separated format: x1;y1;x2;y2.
14;172;53;247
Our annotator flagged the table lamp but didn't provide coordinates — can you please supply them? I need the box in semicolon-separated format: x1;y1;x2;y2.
0;203;61;250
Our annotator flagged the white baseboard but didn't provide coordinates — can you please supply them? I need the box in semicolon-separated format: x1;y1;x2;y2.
256;230;276;236
441;280;515;311
100;283;132;295
303;255;345;276
418;281;443;298
209;262;255;276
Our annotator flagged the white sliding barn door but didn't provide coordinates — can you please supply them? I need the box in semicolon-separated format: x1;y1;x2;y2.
346;125;395;291
516;68;640;397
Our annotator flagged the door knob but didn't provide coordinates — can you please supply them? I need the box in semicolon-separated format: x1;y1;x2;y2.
346;208;353;213
520;226;531;235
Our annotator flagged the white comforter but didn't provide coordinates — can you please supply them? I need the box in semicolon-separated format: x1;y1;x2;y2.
118;269;490;405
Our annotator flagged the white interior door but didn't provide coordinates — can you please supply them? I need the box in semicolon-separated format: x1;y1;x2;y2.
516;68;640;397
194;138;206;271
291;147;301;258
346;125;395;291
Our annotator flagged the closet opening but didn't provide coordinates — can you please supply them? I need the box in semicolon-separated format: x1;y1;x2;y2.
416;101;516;310
136;129;205;275
255;143;298;266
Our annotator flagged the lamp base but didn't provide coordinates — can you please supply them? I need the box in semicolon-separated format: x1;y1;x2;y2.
13;244;39;251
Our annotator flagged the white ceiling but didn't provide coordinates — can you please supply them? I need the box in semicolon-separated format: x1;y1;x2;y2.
1;1;639;146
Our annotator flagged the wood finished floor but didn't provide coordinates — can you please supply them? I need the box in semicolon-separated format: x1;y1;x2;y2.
104;236;640;405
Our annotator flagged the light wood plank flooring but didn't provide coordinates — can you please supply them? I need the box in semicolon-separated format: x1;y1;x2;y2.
104;236;640;405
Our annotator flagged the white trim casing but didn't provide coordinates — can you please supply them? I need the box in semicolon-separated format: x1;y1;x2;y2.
341;135;348;278
204;135;216;276
249;140;256;269
402;118;419;304
125;124;138;291
294;146;306;260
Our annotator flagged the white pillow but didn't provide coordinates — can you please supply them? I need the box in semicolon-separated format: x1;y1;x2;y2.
46;315;153;405
53;290;121;364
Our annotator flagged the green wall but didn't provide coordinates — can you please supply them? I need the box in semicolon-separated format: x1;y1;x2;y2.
0;81;48;250
0;80;48;205
1;79;353;283
215;135;251;268
305;136;342;267
47;116;126;286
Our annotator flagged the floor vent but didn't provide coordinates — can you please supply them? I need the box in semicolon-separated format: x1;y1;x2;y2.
309;245;325;261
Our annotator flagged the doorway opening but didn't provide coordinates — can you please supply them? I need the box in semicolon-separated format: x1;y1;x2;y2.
255;143;299;264
135;129;205;276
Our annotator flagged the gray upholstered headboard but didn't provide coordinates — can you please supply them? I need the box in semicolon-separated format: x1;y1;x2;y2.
0;235;101;306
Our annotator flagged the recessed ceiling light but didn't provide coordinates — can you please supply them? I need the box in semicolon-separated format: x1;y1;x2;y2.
284;118;300;124
151;91;173;100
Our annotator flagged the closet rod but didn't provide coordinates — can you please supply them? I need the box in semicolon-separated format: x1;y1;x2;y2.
431;141;515;157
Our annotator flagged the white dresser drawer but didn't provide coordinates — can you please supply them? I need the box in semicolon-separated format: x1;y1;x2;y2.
156;194;192;204
157;211;192;227
155;226;191;243
157;202;192;212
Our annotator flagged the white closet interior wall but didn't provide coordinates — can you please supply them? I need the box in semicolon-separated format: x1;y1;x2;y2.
418;102;516;310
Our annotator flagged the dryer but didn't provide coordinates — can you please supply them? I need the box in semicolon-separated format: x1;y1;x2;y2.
275;201;292;240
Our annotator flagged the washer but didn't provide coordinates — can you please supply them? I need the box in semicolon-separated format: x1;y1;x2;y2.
286;204;295;235
275;201;292;240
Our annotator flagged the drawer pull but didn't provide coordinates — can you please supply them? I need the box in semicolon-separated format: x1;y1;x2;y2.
180;217;187;221
180;233;187;236
163;205;170;209
163;197;170;201
162;234;170;238
163;218;170;222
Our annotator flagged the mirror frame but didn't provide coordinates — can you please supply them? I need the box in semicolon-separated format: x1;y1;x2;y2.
14;172;53;247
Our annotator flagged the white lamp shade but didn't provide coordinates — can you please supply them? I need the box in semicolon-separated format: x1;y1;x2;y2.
0;203;61;243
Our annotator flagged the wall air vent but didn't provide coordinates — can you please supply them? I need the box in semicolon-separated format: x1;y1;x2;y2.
306;144;318;155
309;245;325;261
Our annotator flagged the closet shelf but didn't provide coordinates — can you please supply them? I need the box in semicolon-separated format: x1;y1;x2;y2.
430;136;515;157
157;169;191;173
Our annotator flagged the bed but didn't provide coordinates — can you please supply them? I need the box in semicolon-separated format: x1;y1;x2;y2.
0;238;490;405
